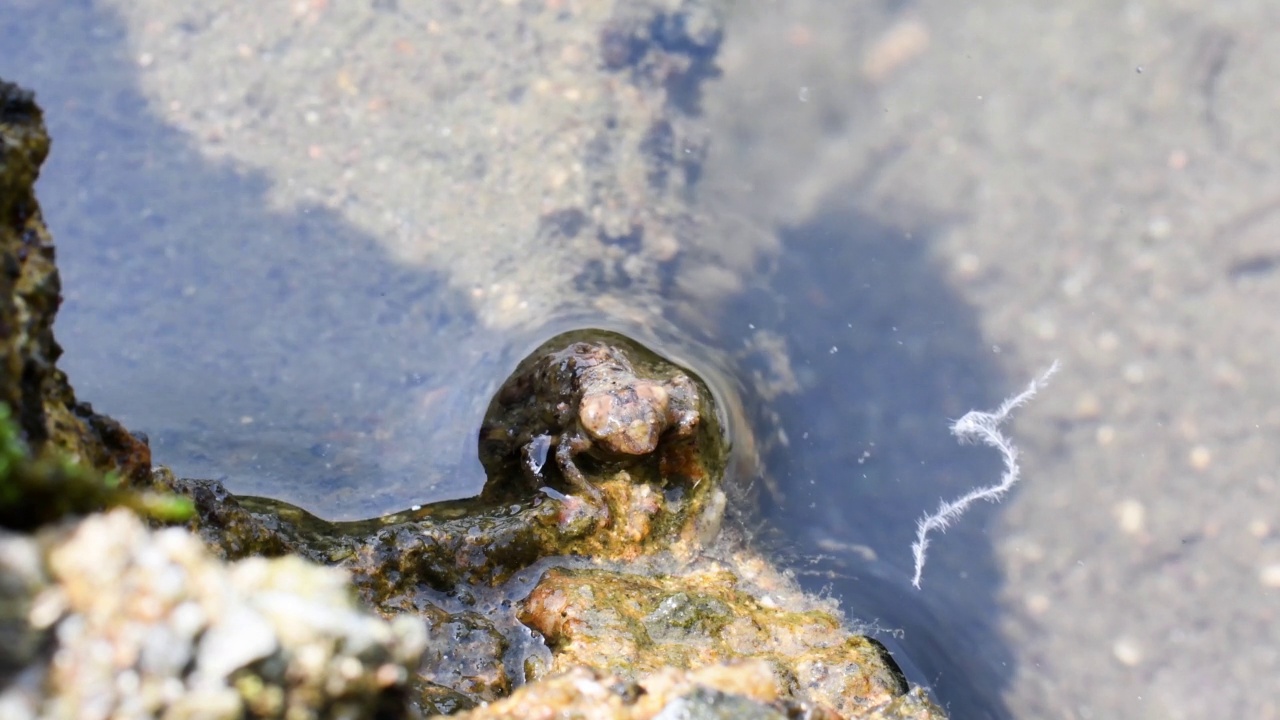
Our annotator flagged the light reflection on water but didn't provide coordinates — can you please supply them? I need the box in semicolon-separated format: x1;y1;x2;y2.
3;3;1016;717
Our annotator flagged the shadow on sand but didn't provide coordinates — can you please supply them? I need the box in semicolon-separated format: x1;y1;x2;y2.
1;1;490;520
721;198;1017;719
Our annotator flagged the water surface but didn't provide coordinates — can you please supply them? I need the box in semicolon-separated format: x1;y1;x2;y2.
3;3;1041;717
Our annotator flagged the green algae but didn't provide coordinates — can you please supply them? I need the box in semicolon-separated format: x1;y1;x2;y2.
0;403;192;529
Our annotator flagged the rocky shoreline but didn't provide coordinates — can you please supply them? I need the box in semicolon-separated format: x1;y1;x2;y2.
1;56;943;720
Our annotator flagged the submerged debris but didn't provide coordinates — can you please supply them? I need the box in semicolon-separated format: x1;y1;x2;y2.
911;362;1059;588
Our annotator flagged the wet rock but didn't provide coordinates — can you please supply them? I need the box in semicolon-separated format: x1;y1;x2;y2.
415;609;511;706
133;330;941;717
448;661;791;720
165;330;729;591
518;567;918;718
0;78;155;528
149;471;301;561
478;329;704;513
443;658;938;720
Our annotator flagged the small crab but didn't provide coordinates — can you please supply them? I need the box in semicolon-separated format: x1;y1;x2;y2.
478;332;701;508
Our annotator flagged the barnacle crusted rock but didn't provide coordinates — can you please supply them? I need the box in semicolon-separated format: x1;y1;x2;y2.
0;509;427;720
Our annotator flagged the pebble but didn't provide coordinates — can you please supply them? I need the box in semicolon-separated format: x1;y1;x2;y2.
1112;637;1143;667
1074;393;1102;420
1188;445;1211;471
862;19;931;82
1024;593;1051;617
1114;499;1145;535
953;252;981;280
1259;564;1280;588
1095;425;1116;446
1146;216;1172;239
1122;362;1145;384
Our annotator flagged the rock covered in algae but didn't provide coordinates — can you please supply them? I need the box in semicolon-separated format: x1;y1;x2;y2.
0;78;155;529
448;661;800;720
477;331;705;511
445;660;939;720
153;328;944;718
518;567;913;718
0;509;427;720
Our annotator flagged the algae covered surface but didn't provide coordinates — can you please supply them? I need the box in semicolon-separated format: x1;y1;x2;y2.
162;333;941;716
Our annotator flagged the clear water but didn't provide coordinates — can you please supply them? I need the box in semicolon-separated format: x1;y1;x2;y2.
1;3;1020;716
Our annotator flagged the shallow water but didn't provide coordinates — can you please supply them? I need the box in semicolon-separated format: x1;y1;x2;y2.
0;3;1162;718
15;1;1274;717
1;2;999;716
